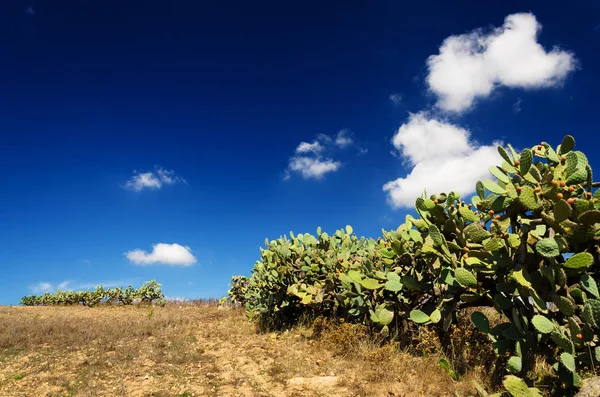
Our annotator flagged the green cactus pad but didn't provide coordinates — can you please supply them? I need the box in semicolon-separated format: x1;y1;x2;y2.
489;165;511;183
532;314;555;334
484;238;503;252
498;145;513;164
559;135;575;155
551;294;575;316
410;309;430;324
578;210;600;226
560;352;576;372
565;167;588;186
459;205;480;223
369;304;394;326
570;287;587;303
519;149;533;175
554;200;572;223
518;186;541;210
584;299;600;328
544;143;560;163
428;224;444;247
483;180;506;195
564;252;594;270
551;330;575;354
429;309;442;324
455;268;478;288
471;311;490;333
580;275;599;298
502;375;542;397
360;277;382;290
476;181;485;200
536;238;560;258
464;225;491;243
507;356;522;374
384;279;403;292
401;275;421;290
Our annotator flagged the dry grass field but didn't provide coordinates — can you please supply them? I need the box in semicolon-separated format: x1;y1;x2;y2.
0;302;491;397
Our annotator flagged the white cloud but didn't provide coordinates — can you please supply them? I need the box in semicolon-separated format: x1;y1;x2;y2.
426;12;576;113
296;141;324;154
125;243;197;266
289;156;341;179
335;130;353;148
383;112;501;208
124;166;185;192
285;131;358;180
389;93;403;106
29;282;53;294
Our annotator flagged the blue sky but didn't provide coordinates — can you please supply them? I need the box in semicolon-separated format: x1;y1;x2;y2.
0;1;599;304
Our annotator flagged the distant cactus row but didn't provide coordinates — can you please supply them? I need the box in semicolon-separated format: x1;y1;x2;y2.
21;280;165;307
228;135;600;396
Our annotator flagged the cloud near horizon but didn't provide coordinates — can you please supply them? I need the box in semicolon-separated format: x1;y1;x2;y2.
383;113;501;208
426;12;576;113
125;243;197;266
124;166;186;192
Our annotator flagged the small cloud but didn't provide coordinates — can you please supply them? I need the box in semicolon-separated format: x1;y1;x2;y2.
426;12;576;113
335;130;353;148
513;98;522;113
26;6;35;16
29;282;53;294
124;166;185;192
389;93;403;106
58;281;71;290
288;157;341;179
83;259;90;264
296;141;324;154
125;243;197;266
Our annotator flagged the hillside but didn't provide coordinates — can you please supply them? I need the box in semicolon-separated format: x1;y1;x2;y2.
0;303;476;397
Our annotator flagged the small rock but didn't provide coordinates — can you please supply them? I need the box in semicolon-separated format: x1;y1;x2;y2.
575;376;600;397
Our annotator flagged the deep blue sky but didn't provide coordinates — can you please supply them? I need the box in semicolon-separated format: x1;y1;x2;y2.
1;0;599;304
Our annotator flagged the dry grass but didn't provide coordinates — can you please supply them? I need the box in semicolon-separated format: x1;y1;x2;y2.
0;303;499;396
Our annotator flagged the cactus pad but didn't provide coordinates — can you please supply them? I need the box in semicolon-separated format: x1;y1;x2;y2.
559;135;575;154
532;314;555;334
471;311;490;333
455;268;478;288
551;294;575;316
578;210;600;226
410;309;430;324
519;149;533;175
564;252;594;270
560;352;576;372
536;238;560;258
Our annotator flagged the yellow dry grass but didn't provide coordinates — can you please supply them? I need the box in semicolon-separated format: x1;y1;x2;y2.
0;303;490;396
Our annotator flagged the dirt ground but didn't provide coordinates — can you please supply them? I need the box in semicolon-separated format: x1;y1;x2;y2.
0;303;478;397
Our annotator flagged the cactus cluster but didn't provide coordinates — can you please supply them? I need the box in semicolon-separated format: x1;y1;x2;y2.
228;135;600;395
21;280;165;307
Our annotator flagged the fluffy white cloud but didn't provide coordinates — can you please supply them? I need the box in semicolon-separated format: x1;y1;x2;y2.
288;156;341;179
125;243;197;266
285;131;360;180
389;93;402;106
383;113;501;208
124;166;185;192
426;12;576;113
296;141;324;154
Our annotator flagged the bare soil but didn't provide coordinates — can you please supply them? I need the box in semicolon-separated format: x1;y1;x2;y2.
0;303;482;396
